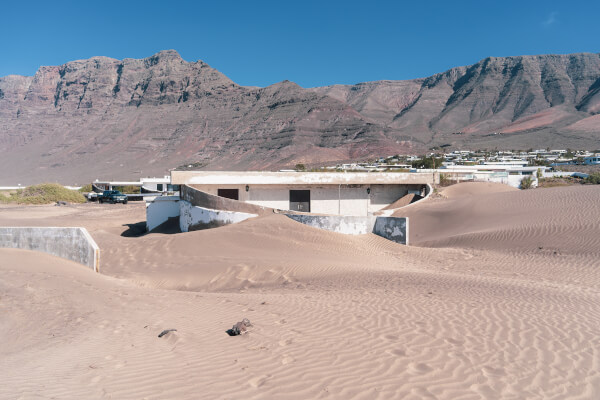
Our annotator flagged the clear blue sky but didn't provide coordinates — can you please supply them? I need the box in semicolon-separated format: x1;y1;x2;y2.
1;0;598;88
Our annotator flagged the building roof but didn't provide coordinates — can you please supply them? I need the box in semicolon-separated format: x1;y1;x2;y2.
171;171;434;185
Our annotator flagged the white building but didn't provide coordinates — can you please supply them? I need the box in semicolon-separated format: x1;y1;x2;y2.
170;171;434;216
438;164;544;188
93;176;174;192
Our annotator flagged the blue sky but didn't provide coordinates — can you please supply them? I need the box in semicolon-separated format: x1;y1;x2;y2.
1;0;598;87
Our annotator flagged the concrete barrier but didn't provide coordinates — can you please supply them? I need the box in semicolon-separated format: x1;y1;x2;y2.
146;196;180;231
284;214;409;244
0;227;100;272
373;217;409;245
179;201;257;232
285;214;377;235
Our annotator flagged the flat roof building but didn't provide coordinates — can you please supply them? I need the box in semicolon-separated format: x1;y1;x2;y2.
171;171;434;216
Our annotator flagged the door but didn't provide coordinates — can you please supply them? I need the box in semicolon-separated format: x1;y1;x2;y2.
290;190;310;212
218;188;239;200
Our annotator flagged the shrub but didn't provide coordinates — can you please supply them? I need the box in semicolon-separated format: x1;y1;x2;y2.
113;185;140;194
439;173;457;187
586;173;600;184
520;176;534;189
295;163;306;171
412;157;443;169
78;184;93;192
0;183;87;204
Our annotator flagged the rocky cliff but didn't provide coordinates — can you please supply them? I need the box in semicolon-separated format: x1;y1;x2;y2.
1;50;599;184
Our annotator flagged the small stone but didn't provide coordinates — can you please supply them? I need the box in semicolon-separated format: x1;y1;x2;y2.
226;318;252;336
158;329;177;338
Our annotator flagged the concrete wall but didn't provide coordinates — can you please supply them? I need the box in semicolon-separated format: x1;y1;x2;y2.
373;217;409;245
438;170;539;189
179;201;257;232
284;215;409;244
183;185;273;215
146;196;180;231
285;215;377;235
0;227;100;272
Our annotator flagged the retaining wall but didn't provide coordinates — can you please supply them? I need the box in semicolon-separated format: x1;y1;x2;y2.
183;185;273;215
373;217;409;245
284;215;409;244
0;227;100;272
285;214;377;235
146;196;180;231
179;201;257;232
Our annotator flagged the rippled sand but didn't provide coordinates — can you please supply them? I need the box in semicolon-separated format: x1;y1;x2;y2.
1;183;599;399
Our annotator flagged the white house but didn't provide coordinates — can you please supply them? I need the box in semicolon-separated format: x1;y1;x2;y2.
170;171;434;216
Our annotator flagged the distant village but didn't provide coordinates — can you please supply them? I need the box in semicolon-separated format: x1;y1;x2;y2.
310;149;600;189
322;149;600;171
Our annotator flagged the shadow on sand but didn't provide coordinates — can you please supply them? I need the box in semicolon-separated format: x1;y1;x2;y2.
121;217;181;237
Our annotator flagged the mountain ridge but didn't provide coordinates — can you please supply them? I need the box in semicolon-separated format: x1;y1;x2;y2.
1;50;599;184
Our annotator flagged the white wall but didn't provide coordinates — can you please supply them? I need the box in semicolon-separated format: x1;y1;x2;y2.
0;227;100;272
146;196;180;231
508;174;538;188
368;184;410;213
179;201;257;232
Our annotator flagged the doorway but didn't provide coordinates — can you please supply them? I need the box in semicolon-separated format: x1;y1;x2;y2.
289;190;310;212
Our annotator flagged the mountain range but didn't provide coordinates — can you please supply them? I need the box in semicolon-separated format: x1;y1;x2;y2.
1;50;599;184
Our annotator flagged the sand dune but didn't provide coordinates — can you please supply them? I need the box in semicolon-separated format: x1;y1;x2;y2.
438;181;518;199
401;183;600;255
1;184;600;399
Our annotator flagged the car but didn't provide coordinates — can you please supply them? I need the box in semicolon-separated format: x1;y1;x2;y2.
98;190;128;204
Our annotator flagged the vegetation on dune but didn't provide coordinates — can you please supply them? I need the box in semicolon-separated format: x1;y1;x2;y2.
78;184;93;192
586;173;600;184
438;173;459;187
520;176;534;189
112;185;140;194
0;183;87;204
537;173;600;187
537;177;576;188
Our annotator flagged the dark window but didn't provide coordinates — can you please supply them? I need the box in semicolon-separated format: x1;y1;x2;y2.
218;188;239;200
157;184;163;191
290;190;310;212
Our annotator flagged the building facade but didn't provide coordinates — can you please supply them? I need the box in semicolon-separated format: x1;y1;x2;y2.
170;171;434;216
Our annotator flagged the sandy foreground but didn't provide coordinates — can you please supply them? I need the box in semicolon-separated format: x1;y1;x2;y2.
1;183;599;399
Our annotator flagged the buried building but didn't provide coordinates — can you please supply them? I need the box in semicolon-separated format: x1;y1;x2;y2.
146;171;436;244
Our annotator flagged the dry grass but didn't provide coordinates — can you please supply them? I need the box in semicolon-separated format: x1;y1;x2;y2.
0;183;87;204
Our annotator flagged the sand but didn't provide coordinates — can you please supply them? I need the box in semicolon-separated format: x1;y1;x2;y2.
1;184;599;399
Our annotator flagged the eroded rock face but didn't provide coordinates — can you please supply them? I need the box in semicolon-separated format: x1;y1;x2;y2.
1;51;599;184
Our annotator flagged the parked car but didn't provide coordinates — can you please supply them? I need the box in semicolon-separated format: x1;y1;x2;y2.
98;190;128;204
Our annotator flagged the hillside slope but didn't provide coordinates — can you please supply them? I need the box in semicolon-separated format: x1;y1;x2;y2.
1;51;599;184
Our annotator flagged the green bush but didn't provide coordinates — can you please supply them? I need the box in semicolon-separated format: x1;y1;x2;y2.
78;183;93;192
411;157;443;169
586;173;600;184
520;176;534;189
0;183;87;204
113;185;140;194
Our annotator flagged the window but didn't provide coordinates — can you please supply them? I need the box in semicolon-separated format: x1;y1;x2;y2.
218;189;239;200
